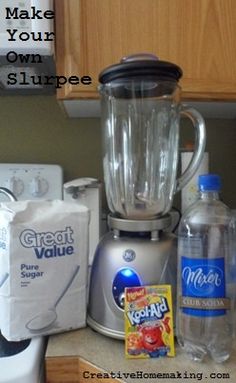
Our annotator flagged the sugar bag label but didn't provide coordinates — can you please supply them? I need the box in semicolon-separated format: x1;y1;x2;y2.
0;200;89;341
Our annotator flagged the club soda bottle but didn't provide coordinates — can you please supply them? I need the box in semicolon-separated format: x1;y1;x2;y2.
177;174;233;363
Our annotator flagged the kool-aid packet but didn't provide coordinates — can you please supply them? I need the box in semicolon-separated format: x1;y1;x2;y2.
124;285;175;358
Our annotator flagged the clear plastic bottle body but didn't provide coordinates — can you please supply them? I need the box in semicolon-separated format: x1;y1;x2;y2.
177;188;233;363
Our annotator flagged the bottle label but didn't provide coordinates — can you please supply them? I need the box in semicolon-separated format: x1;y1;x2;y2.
181;256;229;317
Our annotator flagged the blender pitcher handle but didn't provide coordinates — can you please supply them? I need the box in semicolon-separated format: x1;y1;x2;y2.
175;106;206;193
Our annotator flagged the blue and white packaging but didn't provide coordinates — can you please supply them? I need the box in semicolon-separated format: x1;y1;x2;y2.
0;200;89;341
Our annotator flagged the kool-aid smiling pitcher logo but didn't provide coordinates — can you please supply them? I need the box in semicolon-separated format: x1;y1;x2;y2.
20;227;74;258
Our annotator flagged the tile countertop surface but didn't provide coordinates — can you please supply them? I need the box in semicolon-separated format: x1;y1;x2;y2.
46;327;236;383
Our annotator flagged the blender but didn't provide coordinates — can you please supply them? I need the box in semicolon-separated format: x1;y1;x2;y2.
87;54;206;339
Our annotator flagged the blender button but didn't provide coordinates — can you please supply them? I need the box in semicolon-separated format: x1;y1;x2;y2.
118;292;125;308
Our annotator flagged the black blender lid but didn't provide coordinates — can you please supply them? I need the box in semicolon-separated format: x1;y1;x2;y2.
99;53;183;83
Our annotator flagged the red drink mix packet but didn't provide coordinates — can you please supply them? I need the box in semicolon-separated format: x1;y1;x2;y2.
124;285;175;358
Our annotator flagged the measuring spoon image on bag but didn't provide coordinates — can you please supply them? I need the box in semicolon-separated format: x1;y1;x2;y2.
0;273;9;288
26;265;80;332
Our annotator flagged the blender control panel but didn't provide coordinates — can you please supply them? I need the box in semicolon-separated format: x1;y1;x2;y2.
0;164;63;201
112;268;141;310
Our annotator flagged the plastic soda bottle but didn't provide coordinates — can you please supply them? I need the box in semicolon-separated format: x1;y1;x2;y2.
177;174;233;363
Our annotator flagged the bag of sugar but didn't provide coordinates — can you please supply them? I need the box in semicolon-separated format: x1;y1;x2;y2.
0;200;89;341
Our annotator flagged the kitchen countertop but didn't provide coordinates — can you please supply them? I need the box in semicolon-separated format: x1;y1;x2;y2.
46;327;236;383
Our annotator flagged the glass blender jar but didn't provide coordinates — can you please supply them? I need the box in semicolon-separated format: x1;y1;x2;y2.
100;54;206;219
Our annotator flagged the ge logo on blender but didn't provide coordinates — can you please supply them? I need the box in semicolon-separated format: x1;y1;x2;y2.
19;227;75;258
123;249;136;262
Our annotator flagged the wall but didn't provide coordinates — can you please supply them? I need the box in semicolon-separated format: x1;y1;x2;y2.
0;96;103;182
0;95;235;208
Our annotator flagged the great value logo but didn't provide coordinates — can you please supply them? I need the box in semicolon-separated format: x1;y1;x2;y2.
20;226;74;259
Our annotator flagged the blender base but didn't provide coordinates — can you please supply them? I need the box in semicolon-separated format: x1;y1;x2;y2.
87;316;124;340
88;215;177;339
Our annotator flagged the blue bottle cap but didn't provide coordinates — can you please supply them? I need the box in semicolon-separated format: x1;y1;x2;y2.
198;174;221;192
